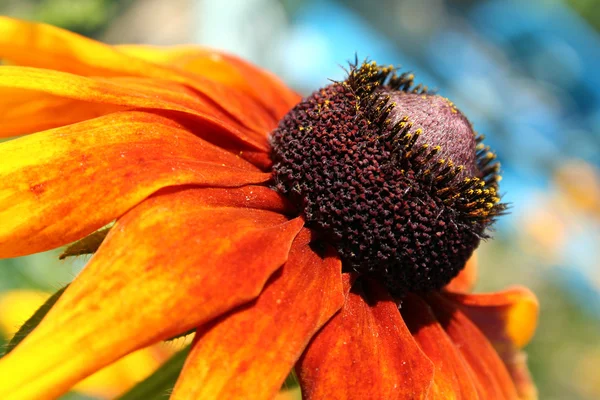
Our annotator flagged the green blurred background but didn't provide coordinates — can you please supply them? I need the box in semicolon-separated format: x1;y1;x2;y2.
1;0;599;399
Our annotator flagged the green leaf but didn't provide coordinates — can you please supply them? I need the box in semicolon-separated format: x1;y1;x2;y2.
117;345;191;400
282;369;300;390
59;226;111;259
3;284;68;356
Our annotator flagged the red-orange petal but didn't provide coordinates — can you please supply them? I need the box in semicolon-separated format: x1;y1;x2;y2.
0;110;271;258
444;253;478;293
0;17;279;134
444;287;539;350
0;188;304;400
116;45;301;120
0;67;268;149
171;229;344;399
445;288;539;399
0;86;123;137
501;350;538;400
93;75;276;146
401;294;479;400
187;185;295;215
426;293;519;400
297;278;435;400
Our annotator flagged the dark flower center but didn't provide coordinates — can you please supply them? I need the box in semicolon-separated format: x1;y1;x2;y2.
270;61;505;295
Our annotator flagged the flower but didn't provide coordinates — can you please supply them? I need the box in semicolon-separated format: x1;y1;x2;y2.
0;17;539;400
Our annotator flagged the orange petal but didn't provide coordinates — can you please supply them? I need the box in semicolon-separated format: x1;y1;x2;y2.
0;110;271;258
0;290;174;399
401;294;479;400
444;252;477;293
297;278;434;400
0;17;169;76
189;185;296;215
171;229;344;399
117;45;301;119
0;188;304;400
0;86;122;137
426;293;519;400
444;287;539;350
0;67;268;148
0;17;279;134
501;350;538;400
445;288;539;400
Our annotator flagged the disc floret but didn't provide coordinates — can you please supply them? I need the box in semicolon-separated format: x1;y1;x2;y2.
270;61;505;295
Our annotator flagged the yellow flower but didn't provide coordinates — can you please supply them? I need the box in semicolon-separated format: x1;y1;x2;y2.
0;17;538;400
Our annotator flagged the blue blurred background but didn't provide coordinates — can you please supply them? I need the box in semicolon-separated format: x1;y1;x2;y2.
1;0;599;398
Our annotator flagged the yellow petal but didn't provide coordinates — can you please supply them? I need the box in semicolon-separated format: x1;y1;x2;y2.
0;290;172;399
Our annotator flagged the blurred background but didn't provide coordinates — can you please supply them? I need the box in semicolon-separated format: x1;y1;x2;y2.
0;0;599;398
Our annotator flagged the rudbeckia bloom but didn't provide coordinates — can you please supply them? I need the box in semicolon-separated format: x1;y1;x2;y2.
0;17;539;400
